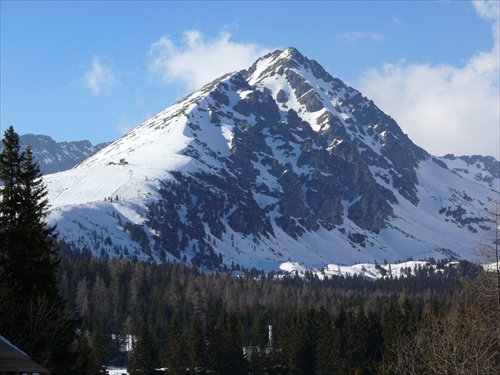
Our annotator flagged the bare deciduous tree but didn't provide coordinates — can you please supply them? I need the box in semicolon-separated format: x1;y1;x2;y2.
476;200;500;315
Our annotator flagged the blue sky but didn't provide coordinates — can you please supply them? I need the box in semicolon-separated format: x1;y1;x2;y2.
1;1;499;157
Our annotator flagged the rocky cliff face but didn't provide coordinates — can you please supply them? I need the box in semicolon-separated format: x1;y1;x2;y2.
10;134;109;175
441;154;499;189
44;48;499;271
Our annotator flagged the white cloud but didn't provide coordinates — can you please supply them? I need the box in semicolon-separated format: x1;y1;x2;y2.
83;57;118;95
358;0;499;157
474;0;500;25
148;29;272;91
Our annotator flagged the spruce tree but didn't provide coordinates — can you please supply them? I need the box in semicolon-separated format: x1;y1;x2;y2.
249;313;269;374
20;145;59;296
128;323;158;375
221;310;246;375
162;314;186;375
0;128;58;298
71;334;93;375
205;313;224;374
315;306;335;375
0;125;24;290
189;315;206;374
249;315;281;375
0;126;74;374
90;325;109;375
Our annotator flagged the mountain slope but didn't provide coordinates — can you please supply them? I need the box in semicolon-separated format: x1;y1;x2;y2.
44;48;499;271
4;134;110;175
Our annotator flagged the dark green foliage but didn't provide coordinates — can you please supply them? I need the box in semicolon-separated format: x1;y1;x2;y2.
0;126;23;257
205;313;224;374
55;253;476;374
90;325;109;375
71;334;94;375
162;314;187;375
128;323;159;375
0;135;59;299
281;311;312;375
314;306;336;375
221;310;246;375
188;315;206;374
378;297;424;375
0;126;75;374
248;313;270;374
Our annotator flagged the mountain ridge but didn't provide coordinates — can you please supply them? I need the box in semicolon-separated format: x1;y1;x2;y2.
0;134;110;175
42;47;499;271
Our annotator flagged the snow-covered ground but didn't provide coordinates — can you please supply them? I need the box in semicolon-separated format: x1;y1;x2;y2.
43;48;499;272
108;367;128;375
280;260;447;280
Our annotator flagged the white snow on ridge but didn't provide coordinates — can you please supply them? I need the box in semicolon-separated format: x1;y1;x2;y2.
43;48;499;272
437;155;499;190
280;260;436;281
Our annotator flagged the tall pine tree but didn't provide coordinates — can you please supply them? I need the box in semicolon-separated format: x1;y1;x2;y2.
162;313;186;375
128;323;158;375
189;315;206;374
0;125;74;374
0;127;58;298
89;324;109;375
0;125;24;290
205;313;224;374
221;310;246;375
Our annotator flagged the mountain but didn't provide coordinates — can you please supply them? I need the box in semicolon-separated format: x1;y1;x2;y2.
1;134;110;175
440;154;499;189
44;48;499;271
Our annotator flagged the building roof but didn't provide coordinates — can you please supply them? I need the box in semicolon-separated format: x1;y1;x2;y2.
0;335;50;374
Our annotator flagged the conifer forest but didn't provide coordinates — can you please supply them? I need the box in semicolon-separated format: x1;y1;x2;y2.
1;125;499;374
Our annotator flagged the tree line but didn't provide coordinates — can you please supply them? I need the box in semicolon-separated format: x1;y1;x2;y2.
55;254;499;375
1;125;499;375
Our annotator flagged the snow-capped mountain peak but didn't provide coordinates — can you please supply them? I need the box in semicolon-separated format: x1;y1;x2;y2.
44;48;499;271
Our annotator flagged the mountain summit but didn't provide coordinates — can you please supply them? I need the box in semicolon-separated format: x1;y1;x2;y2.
45;48;499;271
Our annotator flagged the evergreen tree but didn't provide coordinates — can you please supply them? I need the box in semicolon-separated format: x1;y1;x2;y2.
303;307;319;375
205;313;224;374
0;126;22;211
0;131;58;297
332;305;348;373
281;312;308;375
345;305;373;374
221;310;246;375
0;126;74;374
364;310;383;375
0;125;25;293
90;325;108;375
162;314;186;375
379;299;404;375
71;334;93;375
315;306;335;375
188;315;206;374
128;323;159;375
249;313;269;374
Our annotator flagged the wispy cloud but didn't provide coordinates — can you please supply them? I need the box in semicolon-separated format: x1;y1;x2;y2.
392;16;402;27
358;0;499;157
83;57;118;95
336;30;384;43
148;29;272;91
